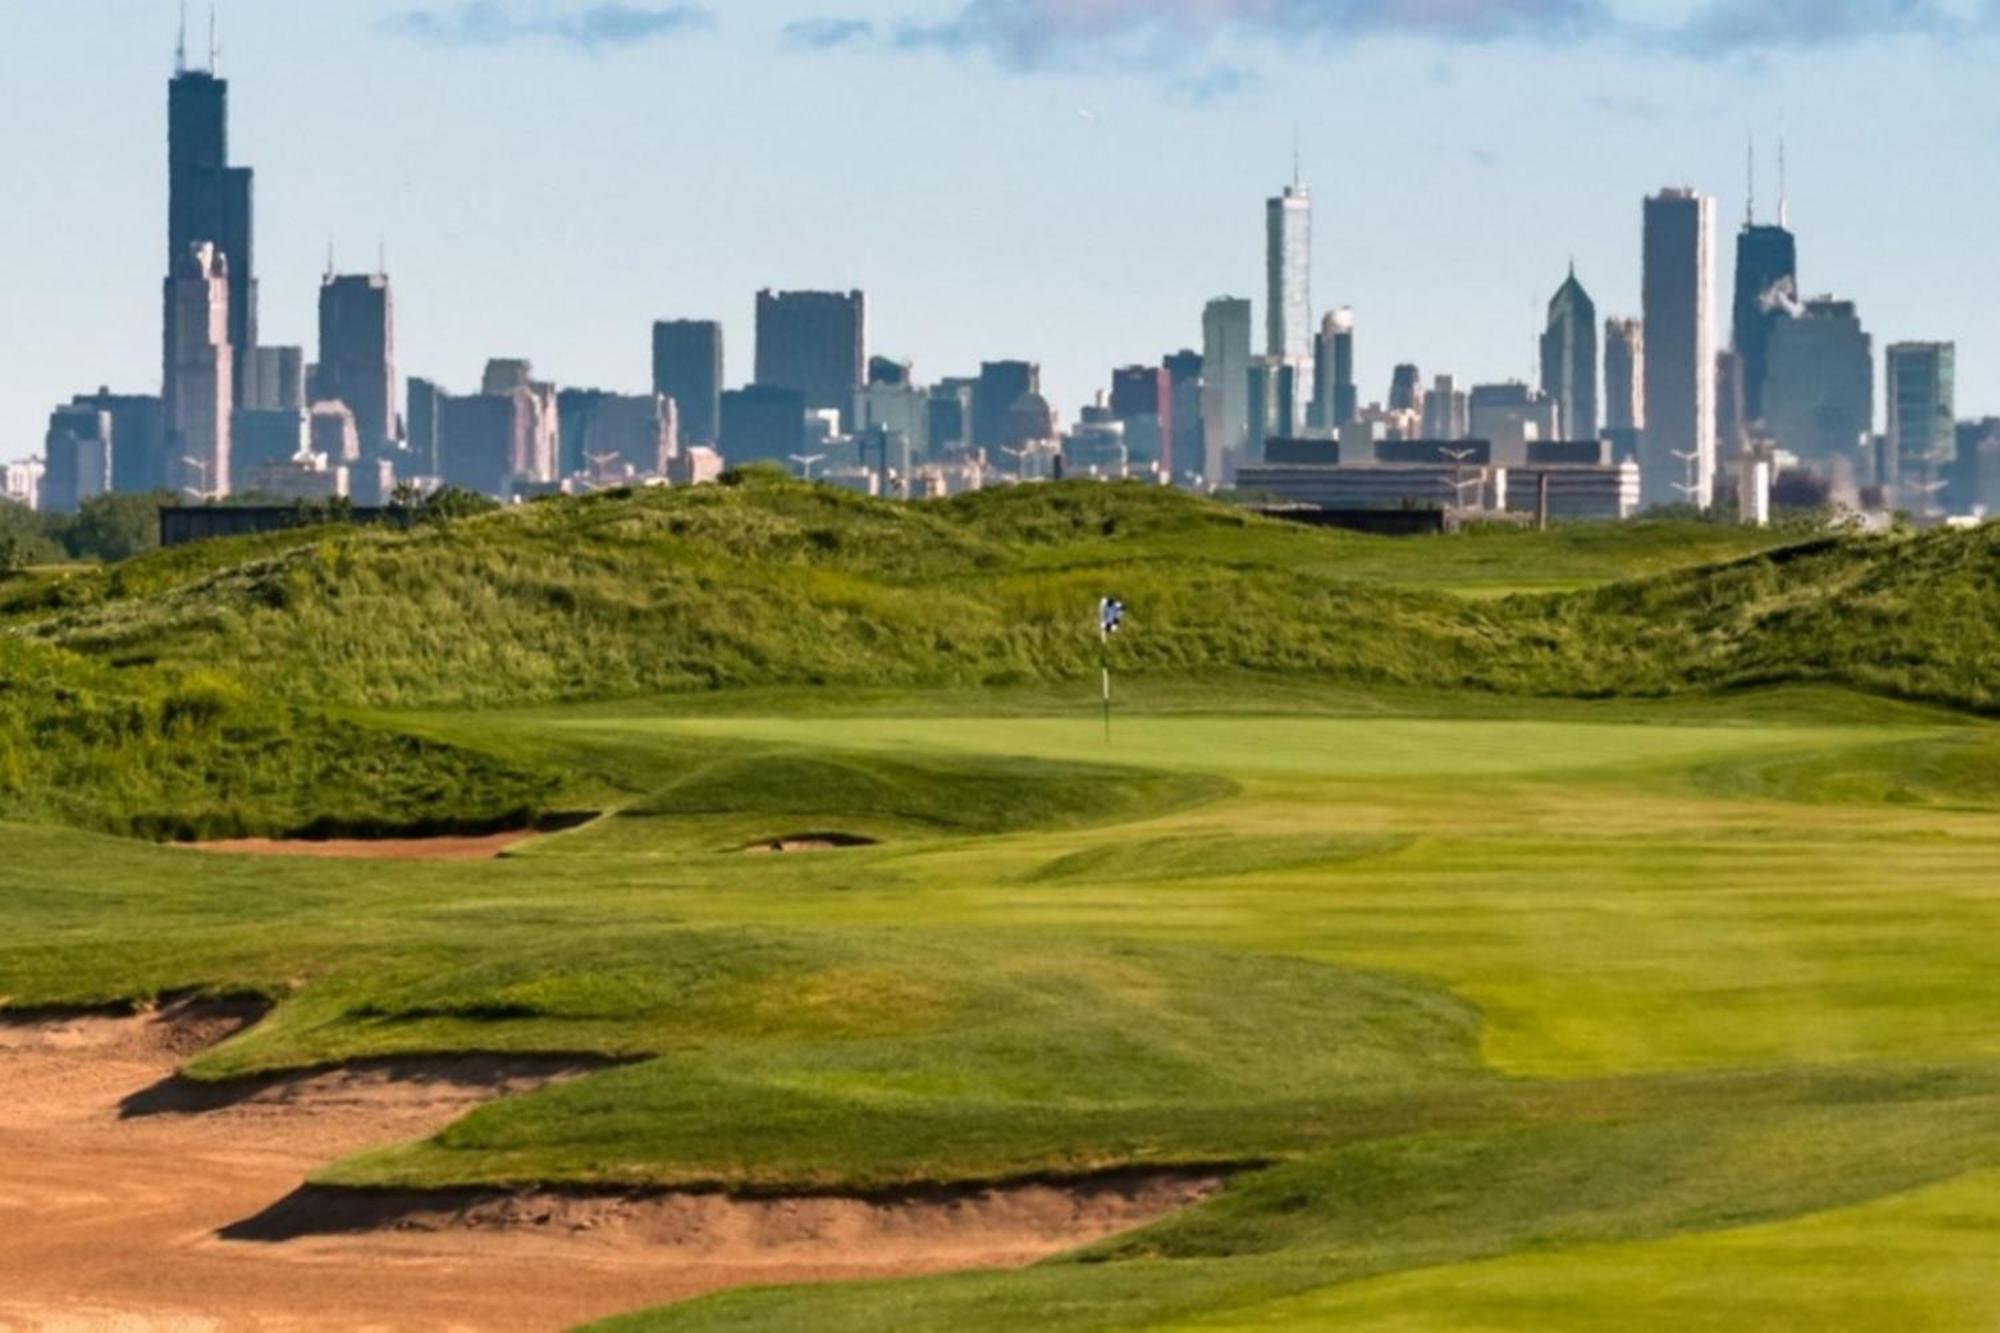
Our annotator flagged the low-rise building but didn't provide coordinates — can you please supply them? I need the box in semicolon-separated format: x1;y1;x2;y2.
1501;442;1643;520
251;449;348;502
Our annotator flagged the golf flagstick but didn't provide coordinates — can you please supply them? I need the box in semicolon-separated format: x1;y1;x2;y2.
1098;597;1125;744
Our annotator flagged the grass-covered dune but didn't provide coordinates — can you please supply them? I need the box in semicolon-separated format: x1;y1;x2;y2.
9;477;1992;715
0;636;556;840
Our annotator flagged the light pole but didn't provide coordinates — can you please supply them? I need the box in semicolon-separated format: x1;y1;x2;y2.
1440;446;1482;511
788;453;826;482
1671;448;1705;508
179;454;213;502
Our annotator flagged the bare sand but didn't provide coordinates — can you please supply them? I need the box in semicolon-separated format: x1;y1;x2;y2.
188;831;539;862
0;1002;1220;1332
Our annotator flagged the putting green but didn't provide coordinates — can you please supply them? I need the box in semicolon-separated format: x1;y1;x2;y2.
580;713;1907;779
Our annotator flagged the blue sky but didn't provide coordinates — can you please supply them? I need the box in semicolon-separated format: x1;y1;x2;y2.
4;0;1997;462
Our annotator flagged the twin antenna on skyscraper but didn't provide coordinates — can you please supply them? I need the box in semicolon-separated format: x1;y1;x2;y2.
1746;134;1791;229
175;2;220;75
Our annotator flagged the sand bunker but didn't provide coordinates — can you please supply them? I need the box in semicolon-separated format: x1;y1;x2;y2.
190;830;542;861
231;1171;1222;1253
742;832;880;855
190;815;598;862
0;999;1220;1331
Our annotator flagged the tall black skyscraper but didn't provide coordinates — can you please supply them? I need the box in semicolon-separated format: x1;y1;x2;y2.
316;273;397;455
167;26;257;404
652;320;724;446
1733;220;1798;427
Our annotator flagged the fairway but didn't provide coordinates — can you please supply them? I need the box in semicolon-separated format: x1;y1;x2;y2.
4;684;1998;1328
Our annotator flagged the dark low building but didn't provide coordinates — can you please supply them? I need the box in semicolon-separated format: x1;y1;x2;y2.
159;504;393;548
720;385;806;465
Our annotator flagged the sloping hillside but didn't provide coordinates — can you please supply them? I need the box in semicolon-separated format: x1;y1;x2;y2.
0;637;556;839
4;478;1993;715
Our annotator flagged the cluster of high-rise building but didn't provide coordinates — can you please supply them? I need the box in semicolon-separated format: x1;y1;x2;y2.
12;41;1995;527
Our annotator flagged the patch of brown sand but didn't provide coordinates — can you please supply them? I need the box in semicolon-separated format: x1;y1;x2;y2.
189;831;538;861
742;832;879;855
0;1002;1220;1332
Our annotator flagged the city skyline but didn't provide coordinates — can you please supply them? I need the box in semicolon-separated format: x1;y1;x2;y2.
3;2;1997;477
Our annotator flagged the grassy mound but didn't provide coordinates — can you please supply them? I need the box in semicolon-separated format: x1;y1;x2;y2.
309;930;1485;1192
622;743;1232;842
1531;528;2000;712
1691;733;2000;809
0;638;557;840
595;1072;2000;1332
9;479;1991;715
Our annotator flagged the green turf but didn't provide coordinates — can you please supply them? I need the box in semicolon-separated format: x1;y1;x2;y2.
2;692;1996;1328
8;479;1993;714
1;484;1995;1329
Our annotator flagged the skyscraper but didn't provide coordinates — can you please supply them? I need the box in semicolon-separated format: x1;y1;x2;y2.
1330;309;1356;428
482;359;559;483
437;391;530;498
652;320;724;446
406;378;445;478
1541;267;1599;442
167;36;256;405
1266;178;1313;421
1201;298;1253;478
1732;221;1799;427
1164;351;1205;483
1603;317;1644;461
42;408;112;515
1245;358;1299;460
563;392;678;479
68;391;164;494
1388;365;1424;415
315;272;397;456
974;361;1040;451
1642;189;1717;508
163;241;233;498
1715;350;1747;461
1422;375;1468;440
754;290;866;429
1885;342;1956;503
1308;309;1354;432
1110;365;1173;475
928;381;974;455
855;381;931;459
1765;297;1873;470
231;406;310;495
244;346;306;412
